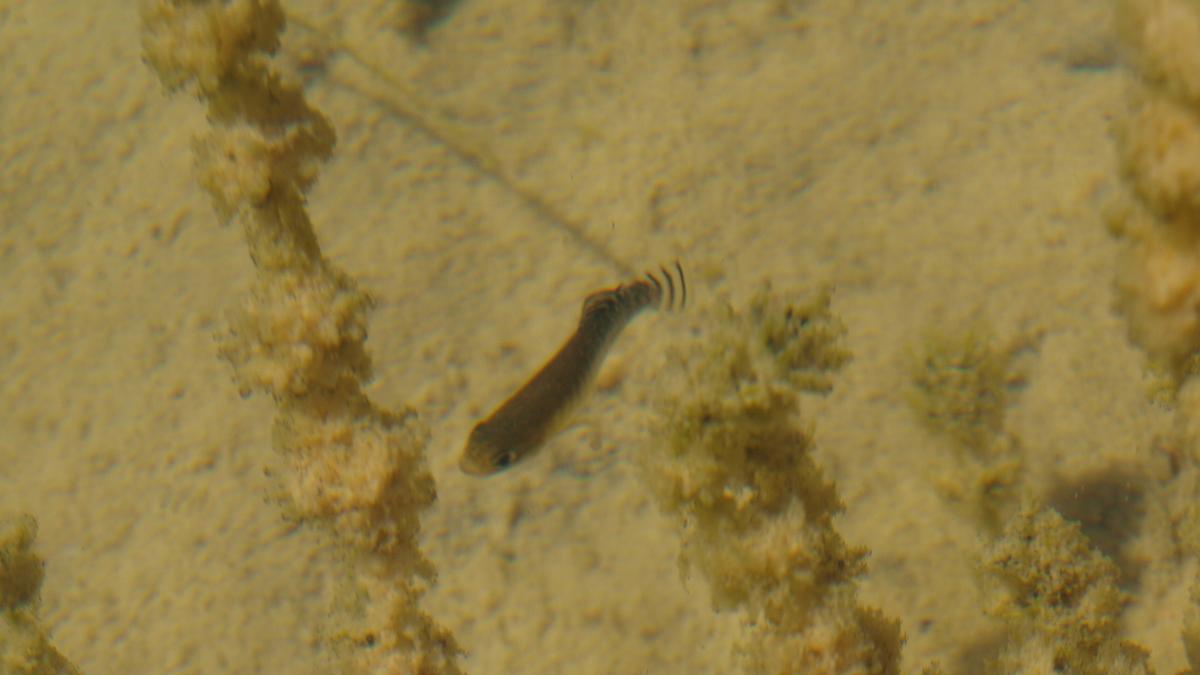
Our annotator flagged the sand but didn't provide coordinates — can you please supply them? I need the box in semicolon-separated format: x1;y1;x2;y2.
0;0;1179;672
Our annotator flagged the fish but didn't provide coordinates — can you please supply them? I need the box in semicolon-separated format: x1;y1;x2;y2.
459;262;686;476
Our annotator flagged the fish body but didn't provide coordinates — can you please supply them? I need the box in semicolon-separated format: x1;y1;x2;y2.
459;264;684;476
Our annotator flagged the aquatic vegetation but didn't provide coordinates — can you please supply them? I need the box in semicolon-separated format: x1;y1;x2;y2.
641;286;903;674
984;505;1150;674
1112;0;1200;375
751;283;851;394
140;1;460;671
0;514;79;675
907;326;1010;455
906;325;1024;532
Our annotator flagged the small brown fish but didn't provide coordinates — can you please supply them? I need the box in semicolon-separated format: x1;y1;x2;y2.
459;263;686;476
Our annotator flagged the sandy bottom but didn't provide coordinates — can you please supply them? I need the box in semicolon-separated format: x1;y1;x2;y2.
0;0;1182;672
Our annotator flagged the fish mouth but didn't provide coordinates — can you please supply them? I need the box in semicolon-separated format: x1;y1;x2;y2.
458;451;496;477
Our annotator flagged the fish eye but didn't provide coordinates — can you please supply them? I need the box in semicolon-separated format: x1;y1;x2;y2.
495;450;516;469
